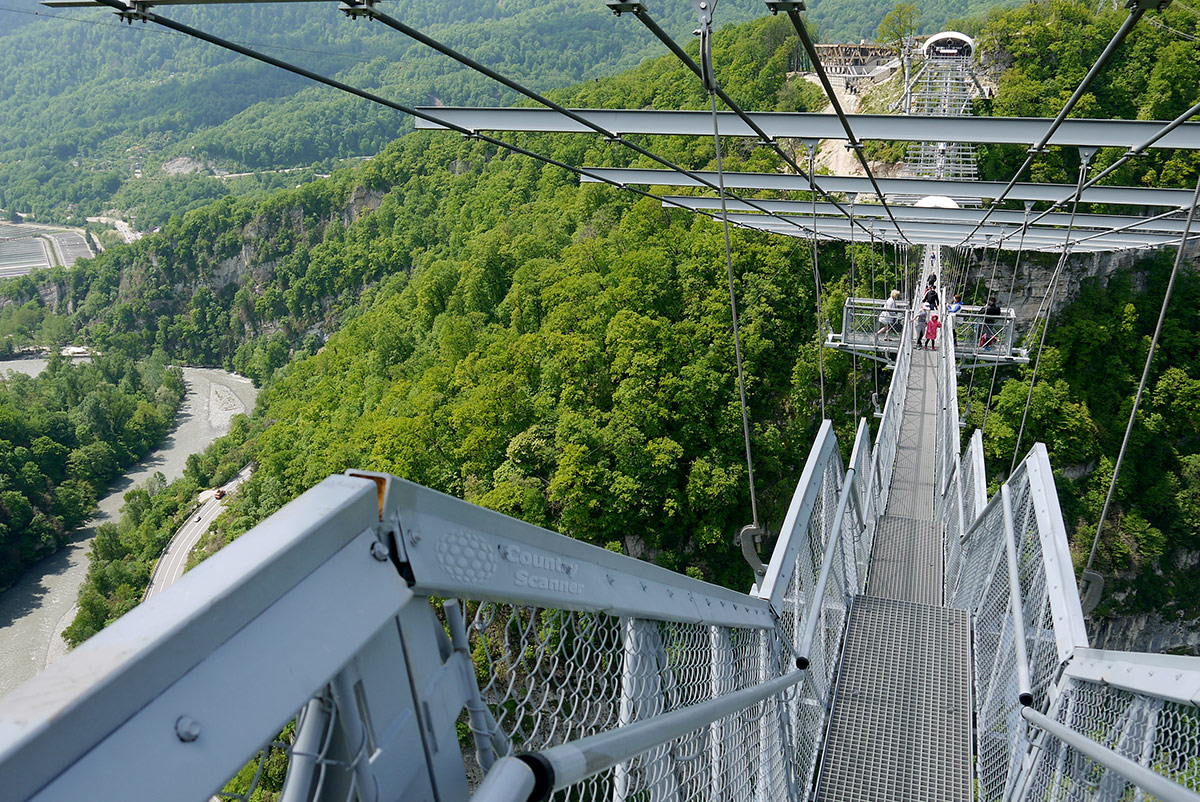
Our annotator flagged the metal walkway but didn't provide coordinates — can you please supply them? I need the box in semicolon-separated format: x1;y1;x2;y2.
818;597;971;802
3;272;1199;802
816;336;971;802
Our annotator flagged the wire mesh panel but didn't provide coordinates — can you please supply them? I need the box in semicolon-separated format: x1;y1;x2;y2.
957;452;1091;802
874;316;915;514
836;297;907;351
948;306;1019;360
1020;677;1200;801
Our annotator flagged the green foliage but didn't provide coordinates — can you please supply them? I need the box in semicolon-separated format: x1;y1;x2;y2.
976;0;1200;190
805;0;1020;44
877;2;922;48
966;254;1200;618
0;350;185;591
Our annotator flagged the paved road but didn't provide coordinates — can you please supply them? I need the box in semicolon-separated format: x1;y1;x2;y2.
86;216;142;244
144;465;254;600
0;366;257;697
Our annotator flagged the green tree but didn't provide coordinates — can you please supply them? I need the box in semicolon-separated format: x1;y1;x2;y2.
877;2;921;49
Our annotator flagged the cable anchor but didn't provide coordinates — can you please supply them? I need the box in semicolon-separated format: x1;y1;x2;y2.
690;0;718;92
115;1;151;23
339;0;377;20
738;523;767;583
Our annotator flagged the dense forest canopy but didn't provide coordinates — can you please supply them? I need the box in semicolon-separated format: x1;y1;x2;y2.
974;0;1200;189
0;351;184;590
1;0;1196;644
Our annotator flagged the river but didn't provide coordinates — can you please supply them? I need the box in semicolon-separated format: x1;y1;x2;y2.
0;362;258;697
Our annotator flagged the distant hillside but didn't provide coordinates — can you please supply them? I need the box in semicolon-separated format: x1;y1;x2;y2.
805;0;1020;43
0;0;768;222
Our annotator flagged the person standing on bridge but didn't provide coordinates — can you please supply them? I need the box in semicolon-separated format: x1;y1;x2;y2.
981;297;1001;349
924;314;942;350
876;289;903;340
922;284;939;309
913;303;932;347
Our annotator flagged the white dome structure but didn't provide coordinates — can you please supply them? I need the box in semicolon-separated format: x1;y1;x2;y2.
914;195;961;210
923;31;974;59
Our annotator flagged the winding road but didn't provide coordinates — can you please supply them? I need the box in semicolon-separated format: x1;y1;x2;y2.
144;465;254;601
0;364;257;697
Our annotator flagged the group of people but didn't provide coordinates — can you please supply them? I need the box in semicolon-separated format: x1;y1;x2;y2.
875;281;1003;351
875;275;949;350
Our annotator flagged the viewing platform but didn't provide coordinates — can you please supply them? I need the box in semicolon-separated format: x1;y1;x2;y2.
826;295;1029;366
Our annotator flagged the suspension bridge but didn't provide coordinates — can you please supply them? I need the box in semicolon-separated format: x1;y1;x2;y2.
3;0;1200;800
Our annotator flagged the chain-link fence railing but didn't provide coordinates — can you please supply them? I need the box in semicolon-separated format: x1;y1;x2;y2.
1016;656;1200;802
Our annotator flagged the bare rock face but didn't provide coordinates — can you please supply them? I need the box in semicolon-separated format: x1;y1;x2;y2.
957;242;1200;327
1090;613;1200;656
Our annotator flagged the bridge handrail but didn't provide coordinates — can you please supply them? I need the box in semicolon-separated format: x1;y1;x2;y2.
873;313;915;513
1014;650;1200;802
946;444;1091;802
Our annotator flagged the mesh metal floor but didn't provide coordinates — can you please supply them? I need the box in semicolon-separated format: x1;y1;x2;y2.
816;597;972;802
867;516;942;605
886;347;938;519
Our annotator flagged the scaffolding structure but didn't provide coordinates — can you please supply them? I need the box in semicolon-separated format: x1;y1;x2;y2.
904;47;981;204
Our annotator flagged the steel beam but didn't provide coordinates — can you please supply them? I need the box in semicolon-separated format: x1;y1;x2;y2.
413;107;1200;150
720;213;1174;249
664;197;1197;234
581;168;1199;208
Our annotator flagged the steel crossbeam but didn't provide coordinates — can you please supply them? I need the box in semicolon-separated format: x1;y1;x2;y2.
580;167;1199;208
720;213;1171;250
412;107;1200;150
663;197;1198;234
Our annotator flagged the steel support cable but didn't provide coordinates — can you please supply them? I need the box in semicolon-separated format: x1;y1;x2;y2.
982;207;1031;435
708;90;762;532
345;0;836;243
1001;106;1200;250
771;2;913;245
808;144;827;416
620;4;869;242
957;5;1147;246
998;87;1200;249
850;196;858;419
86;1;809;253
871;227;879;397
966;236;1003;397
1085;173;1200;574
1010;159;1090;474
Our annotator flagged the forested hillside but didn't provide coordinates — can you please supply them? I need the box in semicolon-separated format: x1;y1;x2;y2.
975;0;1200;187
57;16;880;642
807;0;1018;42
17;1;1200;644
0;0;770;223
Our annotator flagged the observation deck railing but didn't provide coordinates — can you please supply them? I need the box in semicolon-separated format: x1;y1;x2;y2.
934;280;1200;802
826;297;906;357
948;304;1027;363
2;274;1198;802
828;295;1027;365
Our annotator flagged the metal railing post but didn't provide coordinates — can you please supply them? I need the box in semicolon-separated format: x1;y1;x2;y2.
1019;708;1200;802
1002;484;1035;707
796;466;857;669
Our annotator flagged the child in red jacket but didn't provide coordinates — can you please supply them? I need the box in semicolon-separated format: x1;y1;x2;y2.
924;314;942;350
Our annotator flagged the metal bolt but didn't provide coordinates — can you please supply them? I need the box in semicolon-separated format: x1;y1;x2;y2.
370;541;389;562
699;1;708;7
175;716;201;742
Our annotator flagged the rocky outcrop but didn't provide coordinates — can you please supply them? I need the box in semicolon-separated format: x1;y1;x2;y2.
1090;613;1200;656
955;242;1200;327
